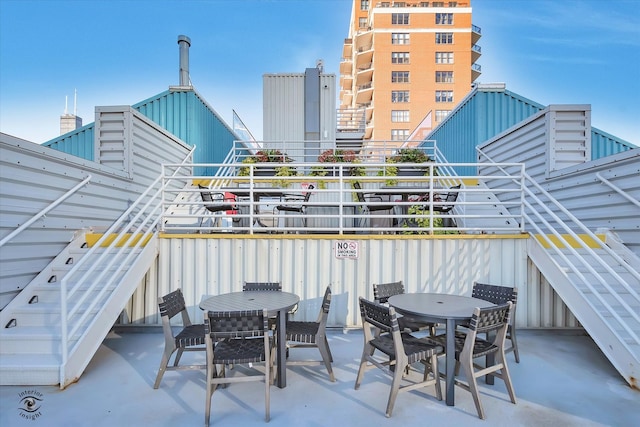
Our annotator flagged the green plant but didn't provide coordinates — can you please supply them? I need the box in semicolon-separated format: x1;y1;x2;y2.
311;149;365;188
401;205;457;235
378;147;433;185
389;148;431;164
239;149;298;187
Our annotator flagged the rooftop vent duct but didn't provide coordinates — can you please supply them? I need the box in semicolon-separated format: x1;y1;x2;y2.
177;35;191;86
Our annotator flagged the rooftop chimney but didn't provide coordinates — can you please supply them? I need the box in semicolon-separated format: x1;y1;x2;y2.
177;35;191;86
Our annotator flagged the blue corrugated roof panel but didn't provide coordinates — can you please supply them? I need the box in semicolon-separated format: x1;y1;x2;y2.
424;85;636;176
43;123;96;161
43;88;238;176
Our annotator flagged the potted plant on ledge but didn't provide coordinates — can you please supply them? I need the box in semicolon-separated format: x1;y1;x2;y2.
379;147;433;185
311;149;365;188
239;149;298;187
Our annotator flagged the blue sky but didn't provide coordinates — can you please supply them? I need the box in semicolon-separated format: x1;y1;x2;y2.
1;0;638;145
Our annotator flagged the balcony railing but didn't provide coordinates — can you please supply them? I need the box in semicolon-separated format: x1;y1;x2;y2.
160;142;525;235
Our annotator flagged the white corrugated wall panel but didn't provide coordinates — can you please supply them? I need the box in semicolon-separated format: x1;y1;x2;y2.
0;109;191;308
128;236;537;327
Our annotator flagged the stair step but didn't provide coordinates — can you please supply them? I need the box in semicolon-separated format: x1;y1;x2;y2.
5;303;100;327
0;354;61;386
0;326;80;354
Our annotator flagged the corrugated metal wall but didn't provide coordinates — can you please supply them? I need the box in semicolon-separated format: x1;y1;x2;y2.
0;109;192;308
479;106;640;256
424;86;636;175
120;234;586;330
263;73;337;147
43;88;238;176
122;234;583;330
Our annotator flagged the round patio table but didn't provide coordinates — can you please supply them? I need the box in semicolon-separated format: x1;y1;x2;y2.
388;293;494;406
200;291;300;388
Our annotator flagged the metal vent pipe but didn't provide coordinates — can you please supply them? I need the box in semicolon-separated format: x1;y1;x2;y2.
177;35;191;86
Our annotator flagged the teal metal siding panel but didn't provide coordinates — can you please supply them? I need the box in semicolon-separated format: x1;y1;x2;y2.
42;124;95;160
426;88;635;176
591;128;636;159
43;89;238;176
427;90;544;175
133;90;237;175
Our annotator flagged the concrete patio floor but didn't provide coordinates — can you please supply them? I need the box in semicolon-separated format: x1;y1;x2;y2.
1;328;638;427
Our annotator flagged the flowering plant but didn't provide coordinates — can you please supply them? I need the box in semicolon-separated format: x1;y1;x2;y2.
239;149;298;186
317;149;357;163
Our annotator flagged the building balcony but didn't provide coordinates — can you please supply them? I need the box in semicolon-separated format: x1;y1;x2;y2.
472;24;482;44
355;67;373;86
472;44;482;63
340;58;353;75
355;83;373;104
471;62;482;82
354;31;373;52
342;38;352;58
355;48;373;69
340;74;353;91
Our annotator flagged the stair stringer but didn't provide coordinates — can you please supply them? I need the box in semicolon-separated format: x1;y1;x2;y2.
60;233;159;388
527;236;638;387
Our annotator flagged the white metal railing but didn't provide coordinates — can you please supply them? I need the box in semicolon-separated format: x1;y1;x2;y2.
596;172;640;208
229;139;439;164
160;160;525;235
477;147;640;347
0;175;92;248
59;147;196;386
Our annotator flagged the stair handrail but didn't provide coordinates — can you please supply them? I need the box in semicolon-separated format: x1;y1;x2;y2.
596;172;640;208
59;147;195;387
522;188;640;344
477;147;640;345
0;175;92;248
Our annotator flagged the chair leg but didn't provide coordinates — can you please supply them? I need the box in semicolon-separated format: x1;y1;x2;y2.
205;368;214;427
508;325;520;363
324;336;334;363
153;347;175;389
424;354;442;401
317;337;336;382
354;344;372;389
497;351;517;405
460;357;485;420
265;353;271;422
386;360;404;418
173;347;185;366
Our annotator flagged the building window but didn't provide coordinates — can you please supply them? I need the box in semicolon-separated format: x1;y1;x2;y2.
435;71;454;83
391;13;410;25
420;2;429;6
391;52;410;64
435;52;454;64
435;33;454;44
391;90;410;103
435;90;453;102
360;0;369;10
436;13;453;24
359;17;368;29
391;129;410;141
432;1;444;6
435;110;450;121
392;71;410;83
449;2;457;7
391;110;410;122
391;33;410;45
393;1;406;6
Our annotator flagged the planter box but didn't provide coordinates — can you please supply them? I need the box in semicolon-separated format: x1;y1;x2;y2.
396;166;427;176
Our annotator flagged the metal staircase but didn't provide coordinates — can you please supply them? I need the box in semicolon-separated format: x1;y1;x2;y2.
0;232;158;386
522;174;640;388
0;162;185;388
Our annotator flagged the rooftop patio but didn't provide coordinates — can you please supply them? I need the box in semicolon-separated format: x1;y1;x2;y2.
1;328;637;426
